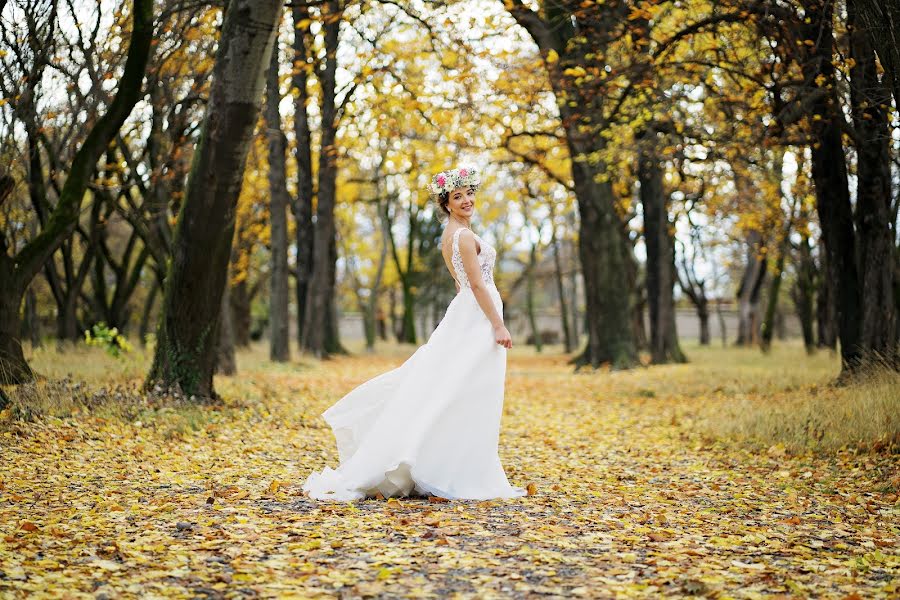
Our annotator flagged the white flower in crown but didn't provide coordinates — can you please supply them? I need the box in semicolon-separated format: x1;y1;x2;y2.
428;166;481;199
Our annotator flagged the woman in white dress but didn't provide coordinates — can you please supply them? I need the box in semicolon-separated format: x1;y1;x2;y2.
302;166;527;501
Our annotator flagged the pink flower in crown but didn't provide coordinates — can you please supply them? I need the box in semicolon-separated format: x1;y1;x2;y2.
459;168;468;177
437;175;446;187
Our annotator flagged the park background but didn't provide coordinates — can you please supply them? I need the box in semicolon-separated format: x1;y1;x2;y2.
1;0;898;597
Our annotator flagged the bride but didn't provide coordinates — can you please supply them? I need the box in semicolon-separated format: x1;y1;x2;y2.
301;166;527;501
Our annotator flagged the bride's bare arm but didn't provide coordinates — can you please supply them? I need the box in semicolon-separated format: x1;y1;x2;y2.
457;230;504;328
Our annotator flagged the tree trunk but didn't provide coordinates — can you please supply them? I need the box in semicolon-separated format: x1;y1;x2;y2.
217;282;236;376
572;157;638;369
735;231;766;346
697;304;710;346
551;232;572;352
291;3;315;351
324;232;346;354
793;233;816;354
799;0;863;374
265;47;291;363
0;0;153;384
147;0;282;399
526;242;542;352
505;1;638;369
56;292;80;345
567;228;580;350
23;287;41;349
816;255;838;349
230;277;251;347
139;278;159;346
638;139;685;364
301;0;341;357
761;248;786;353
397;279;417;344
849;2;898;364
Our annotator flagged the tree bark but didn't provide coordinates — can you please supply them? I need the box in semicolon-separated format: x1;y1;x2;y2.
549;210;573;352
798;0;863;374
230;277;251;347
147;0;282;398
301;0;342;357
735;231;766;346
638;137;685;364
848;2;898;364
139;278;159;346
761;248;786;353
217;281;236;376
816;253;838;349
265;46;291;363
0;0;153;384
23;287;41;349
526;242;542;352
792;232;817;354
291;3;315;351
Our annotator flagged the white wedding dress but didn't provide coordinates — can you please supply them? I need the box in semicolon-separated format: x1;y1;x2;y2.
302;226;527;501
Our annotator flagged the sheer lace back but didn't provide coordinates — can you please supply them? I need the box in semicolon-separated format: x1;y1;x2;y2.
451;227;496;289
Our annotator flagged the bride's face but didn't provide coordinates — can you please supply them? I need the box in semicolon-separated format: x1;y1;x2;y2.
448;186;475;218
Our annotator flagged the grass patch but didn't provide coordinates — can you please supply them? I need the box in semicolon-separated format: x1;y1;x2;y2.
697;361;899;453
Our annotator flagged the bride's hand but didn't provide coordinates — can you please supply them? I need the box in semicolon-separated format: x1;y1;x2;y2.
493;324;512;349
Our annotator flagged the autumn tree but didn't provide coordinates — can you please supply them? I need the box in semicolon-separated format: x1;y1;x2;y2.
503;0;640;368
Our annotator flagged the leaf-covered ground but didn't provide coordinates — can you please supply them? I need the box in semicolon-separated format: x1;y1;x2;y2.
1;344;897;598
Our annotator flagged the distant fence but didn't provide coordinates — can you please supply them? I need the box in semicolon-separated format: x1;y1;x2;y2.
335;307;802;343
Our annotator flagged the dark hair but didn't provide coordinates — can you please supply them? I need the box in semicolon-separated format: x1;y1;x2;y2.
437;191;451;216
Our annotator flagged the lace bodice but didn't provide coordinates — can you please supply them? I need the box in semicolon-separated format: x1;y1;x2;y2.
450;227;496;290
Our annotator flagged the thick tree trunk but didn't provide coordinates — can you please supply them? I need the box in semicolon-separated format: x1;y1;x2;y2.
849;3;898;364
147;0;282;398
505;1;638;370
799;0;863;374
291;3;315;351
639;139;685;364
0;0;153;384
0;282;31;384
572;159;638;369
265;48;291;363
301;0;341;357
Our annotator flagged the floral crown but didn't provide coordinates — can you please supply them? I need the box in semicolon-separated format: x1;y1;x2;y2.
427;166;481;200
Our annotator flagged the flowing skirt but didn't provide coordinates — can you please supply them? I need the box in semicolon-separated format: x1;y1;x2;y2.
302;284;527;501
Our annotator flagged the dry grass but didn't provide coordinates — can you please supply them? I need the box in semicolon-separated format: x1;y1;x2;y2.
697;356;900;453
2;337;897;453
